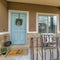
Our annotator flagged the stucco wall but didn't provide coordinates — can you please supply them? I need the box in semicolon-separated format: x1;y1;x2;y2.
0;0;8;48
0;0;8;32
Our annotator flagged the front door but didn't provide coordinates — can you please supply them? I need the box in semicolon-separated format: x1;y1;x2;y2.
10;12;27;44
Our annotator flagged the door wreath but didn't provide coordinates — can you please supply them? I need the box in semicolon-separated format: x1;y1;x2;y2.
16;19;23;26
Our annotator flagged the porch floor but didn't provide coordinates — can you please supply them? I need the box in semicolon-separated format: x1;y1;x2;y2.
0;48;60;60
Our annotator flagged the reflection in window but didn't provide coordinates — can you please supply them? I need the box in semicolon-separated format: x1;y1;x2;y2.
38;16;47;33
48;16;57;33
38;16;57;33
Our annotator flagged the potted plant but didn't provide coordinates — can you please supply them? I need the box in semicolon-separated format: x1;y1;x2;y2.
1;47;7;55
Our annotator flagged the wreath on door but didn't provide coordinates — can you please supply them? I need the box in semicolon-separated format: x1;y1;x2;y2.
16;19;23;26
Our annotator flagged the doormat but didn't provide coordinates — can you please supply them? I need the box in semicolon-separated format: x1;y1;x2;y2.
8;48;28;56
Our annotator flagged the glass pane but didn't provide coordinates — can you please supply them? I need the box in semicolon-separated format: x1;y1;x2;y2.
38;16;47;33
48;16;57;33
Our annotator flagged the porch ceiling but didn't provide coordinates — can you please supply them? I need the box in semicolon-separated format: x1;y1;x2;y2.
7;0;60;7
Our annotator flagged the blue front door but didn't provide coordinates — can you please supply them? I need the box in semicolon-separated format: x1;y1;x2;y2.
10;12;27;44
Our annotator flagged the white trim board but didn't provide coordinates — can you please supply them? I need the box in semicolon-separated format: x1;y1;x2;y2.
36;12;60;34
0;32;9;35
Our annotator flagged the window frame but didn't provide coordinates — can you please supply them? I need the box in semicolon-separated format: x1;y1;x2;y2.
36;13;59;34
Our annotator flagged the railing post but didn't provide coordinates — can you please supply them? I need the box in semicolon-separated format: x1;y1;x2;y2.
56;37;59;60
36;38;38;60
40;35;43;60
30;37;34;60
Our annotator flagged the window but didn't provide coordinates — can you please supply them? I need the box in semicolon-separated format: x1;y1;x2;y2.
38;15;57;34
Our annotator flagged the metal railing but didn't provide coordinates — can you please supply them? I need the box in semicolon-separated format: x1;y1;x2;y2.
30;35;60;60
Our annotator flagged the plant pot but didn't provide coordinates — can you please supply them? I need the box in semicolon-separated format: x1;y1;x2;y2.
2;52;6;55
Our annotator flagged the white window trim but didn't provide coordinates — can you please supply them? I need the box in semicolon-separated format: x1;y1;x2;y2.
8;10;29;33
36;12;60;34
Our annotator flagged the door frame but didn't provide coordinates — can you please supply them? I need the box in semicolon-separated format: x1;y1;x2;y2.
8;10;29;44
